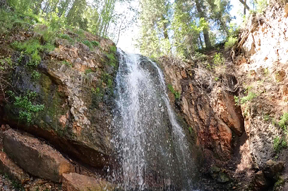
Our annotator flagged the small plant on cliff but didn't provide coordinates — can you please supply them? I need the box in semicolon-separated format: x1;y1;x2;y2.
279;113;288;130
213;53;225;65
31;71;41;80
167;84;181;100
12;39;54;67
241;92;257;104
12;91;45;123
224;36;237;50
85;68;93;75
234;96;240;106
105;53;117;67
59;34;74;43
83;40;93;50
273;137;287;153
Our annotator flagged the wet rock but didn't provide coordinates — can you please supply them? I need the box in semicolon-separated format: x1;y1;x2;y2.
253;171;269;190
263;160;285;180
62;173;114;191
275;70;286;82
218;91;244;136
217;172;230;183
0;151;30;184
3;129;74;182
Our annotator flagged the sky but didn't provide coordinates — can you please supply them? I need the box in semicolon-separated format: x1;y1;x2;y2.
115;0;246;53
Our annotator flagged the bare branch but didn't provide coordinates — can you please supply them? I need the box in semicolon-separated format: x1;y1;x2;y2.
239;0;251;10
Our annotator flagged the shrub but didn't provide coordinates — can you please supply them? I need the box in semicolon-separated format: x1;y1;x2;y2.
91;41;99;47
241;92;257;104
274;137;287;153
213;53;225;65
224;36;237;50
168;84;181;99
279;113;288;130
83;40;93;50
59;34;73;43
13;91;44;123
31;71;41;80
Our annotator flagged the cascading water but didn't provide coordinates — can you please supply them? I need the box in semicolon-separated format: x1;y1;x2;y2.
112;50;194;190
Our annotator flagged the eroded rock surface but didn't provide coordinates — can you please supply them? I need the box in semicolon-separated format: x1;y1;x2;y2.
3;129;74;182
62;173;115;191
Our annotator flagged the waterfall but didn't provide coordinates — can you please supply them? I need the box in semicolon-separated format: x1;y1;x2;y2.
112;50;194;190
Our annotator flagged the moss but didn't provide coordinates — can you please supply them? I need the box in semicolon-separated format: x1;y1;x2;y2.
37;74;68;133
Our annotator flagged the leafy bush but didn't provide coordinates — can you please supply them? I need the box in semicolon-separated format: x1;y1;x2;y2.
85;68;93;75
168;84;181;99
224;37;237;50
13;91;44;123
241;92;257;104
279;113;288;130
12;39;54;66
110;45;117;53
234;96;240;106
213;53;225;65
59;34;73;42
83;40;93;50
274;137;287;153
31;71;41;80
91;41;99;47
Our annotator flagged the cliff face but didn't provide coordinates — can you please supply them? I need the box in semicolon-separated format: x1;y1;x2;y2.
160;2;288;190
0;20;118;170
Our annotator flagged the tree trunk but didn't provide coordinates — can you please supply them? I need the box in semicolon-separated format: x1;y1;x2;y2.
199;34;203;49
195;0;211;49
239;0;250;11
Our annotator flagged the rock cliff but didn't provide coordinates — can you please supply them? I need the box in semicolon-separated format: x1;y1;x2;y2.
159;2;288;190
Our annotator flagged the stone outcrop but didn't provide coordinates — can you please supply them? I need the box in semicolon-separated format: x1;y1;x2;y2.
0;27;118;169
62;173;115;191
159;3;288;190
3;128;74;182
0;151;30;184
159;56;244;162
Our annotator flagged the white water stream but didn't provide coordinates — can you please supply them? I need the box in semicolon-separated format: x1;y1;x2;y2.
112;50;194;190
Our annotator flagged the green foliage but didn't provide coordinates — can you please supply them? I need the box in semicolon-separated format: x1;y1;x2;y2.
241;92;257;104
234;96;240;106
279;113;288;130
12;39;55;66
194;52;208;61
31;71;41;80
213;53;225;65
110;45;117;53
256;0;268;13
91;41;100;47
224;36;237;50
12;91;44;123
102;72;113;89
85;68;93;75
263;114;270;121
59;34;73;43
106;53;117;67
273;137;287;153
167;84;181;100
83;40;93;50
62;60;72;67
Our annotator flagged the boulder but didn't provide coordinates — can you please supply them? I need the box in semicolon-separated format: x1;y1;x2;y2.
263;160;285;180
3;129;74;182
62;173;115;191
0;151;29;184
253;171;269;190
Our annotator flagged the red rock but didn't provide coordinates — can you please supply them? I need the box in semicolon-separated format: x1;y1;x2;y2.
0;151;29;184
62;173;115;191
3;129;74;182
